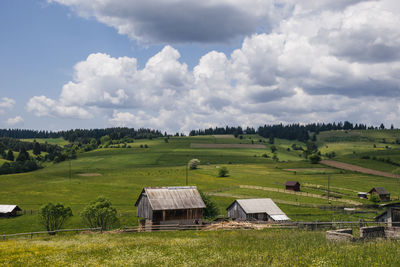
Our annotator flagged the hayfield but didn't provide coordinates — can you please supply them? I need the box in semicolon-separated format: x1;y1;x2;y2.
0;229;399;267
1;132;400;234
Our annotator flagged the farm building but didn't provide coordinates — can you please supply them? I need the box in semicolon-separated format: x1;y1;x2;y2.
375;202;400;227
357;192;368;199
368;187;390;202
227;198;290;222
0;205;21;217
135;186;206;224
285;181;300;191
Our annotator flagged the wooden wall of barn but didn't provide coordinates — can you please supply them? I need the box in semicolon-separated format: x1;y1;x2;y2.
137;195;153;220
227;202;247;220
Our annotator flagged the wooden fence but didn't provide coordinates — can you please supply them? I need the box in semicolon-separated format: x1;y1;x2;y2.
1;227;102;241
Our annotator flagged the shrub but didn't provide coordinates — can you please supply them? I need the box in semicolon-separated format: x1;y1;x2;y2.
218;166;229;177
370;194;380;203
199;191;219;219
81;197;119;230
188;159;200;170
309;154;321;164
39;203;73;233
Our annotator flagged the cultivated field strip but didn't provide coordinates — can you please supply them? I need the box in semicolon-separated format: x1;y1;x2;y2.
190;143;266;149
321;160;400;178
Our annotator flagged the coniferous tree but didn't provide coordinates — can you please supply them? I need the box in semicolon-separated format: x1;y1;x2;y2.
16;147;30;162
33;141;41;155
6;149;14;161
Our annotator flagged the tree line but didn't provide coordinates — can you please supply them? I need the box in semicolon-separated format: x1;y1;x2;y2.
0;127;164;142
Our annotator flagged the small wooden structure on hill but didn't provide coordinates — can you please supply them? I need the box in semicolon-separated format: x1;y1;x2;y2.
0;205;21;217
375;202;400;227
368;187;390;202
227;198;290;222
135;186;206;225
285;181;300;191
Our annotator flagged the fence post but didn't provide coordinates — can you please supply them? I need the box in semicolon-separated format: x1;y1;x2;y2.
2;234;5;241
31;233;33;239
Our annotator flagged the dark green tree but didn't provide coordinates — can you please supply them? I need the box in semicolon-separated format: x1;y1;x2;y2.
16;147;30;162
6;149;14;161
39;203;73;233
199;191;219;218
269;134;275;144
188;159;200;170
309;154;321;164
218;166;229;177
270;145;277;153
80;197;119;230
33;141;41;155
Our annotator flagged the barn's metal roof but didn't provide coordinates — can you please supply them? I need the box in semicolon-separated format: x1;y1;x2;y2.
228;198;290;220
0;205;21;214
135;186;206;211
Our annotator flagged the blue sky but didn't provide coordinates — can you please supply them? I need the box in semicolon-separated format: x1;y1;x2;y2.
1;0;400;132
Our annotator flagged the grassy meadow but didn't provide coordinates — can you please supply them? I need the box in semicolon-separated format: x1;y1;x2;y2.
1;132;400;235
0;229;399;266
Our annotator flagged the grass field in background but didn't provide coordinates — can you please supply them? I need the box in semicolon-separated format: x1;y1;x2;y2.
1;132;400;234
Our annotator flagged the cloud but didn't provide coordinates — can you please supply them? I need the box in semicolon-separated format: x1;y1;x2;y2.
0;97;16;113
26;96;93;119
48;0;282;44
6;116;24;126
30;0;400;131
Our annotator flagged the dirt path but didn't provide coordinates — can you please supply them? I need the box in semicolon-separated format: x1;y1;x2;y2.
207;185;361;206
239;185;362;206
320;160;400;179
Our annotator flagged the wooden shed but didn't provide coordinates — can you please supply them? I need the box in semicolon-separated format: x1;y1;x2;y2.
0;205;21;217
227;198;290;222
368;187;390;202
285;181;300;191
375;202;400;227
135;186;206;224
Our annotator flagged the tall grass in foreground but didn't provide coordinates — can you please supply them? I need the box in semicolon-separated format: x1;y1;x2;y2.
0;229;398;266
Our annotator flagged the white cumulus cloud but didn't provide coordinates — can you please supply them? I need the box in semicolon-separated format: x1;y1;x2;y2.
28;0;400;131
6;116;24;126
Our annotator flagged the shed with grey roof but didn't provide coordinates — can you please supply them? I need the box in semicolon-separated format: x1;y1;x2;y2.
135;186;206;223
0;205;21;217
226;198;290;222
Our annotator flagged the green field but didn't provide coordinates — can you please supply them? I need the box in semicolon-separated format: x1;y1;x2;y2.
1;133;400;235
1;229;399;266
20;138;69;146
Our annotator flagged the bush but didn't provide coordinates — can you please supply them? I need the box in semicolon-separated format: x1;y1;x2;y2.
370;194;380;203
81;197;119;230
199;191;219;219
218;166;229;177
309;154;321;164
188;159;200;170
39;203;73;233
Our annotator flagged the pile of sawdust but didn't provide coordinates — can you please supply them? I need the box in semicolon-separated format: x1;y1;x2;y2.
204;221;271;230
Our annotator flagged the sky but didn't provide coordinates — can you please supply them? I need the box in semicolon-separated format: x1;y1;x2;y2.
1;0;400;133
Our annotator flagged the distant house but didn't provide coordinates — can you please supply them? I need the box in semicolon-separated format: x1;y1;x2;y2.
226;198;290;222
357;192;368;199
375;202;400;227
135;186;206;225
368;187;390;202
285;181;300;191
0;205;21;217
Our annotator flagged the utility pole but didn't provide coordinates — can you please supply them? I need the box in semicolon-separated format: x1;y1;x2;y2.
328;175;331;204
69;159;71;182
185;163;188;186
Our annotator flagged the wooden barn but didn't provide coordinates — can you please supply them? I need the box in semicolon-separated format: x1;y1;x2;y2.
375;202;400;227
285;181;300;191
227;198;290;222
0;205;21;217
369;187;390;202
135;186;206;224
